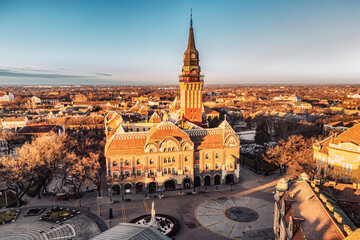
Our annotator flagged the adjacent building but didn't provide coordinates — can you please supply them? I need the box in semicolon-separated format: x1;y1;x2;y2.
313;124;360;183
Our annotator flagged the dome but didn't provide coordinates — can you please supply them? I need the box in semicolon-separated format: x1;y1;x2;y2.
276;178;288;192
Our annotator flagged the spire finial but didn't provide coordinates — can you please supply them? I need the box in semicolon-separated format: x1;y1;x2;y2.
190;8;193;28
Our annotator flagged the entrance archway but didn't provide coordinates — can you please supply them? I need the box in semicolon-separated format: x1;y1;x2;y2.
164;180;176;191
148;182;156;194
136;182;144;193
124;183;132;194
214;175;221;185
194;176;201;187
112;185;120;195
204;176;211;186
226;174;234;184
183;178;191;189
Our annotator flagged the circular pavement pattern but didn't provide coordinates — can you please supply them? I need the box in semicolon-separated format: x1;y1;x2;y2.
195;196;274;239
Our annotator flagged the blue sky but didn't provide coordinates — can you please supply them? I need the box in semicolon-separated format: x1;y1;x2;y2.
0;0;359;85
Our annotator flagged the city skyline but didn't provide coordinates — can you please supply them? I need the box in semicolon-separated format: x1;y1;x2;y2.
1;0;360;85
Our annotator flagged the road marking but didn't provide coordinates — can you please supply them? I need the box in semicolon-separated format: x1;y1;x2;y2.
121;201;127;222
228;222;237;237
143;199;150;214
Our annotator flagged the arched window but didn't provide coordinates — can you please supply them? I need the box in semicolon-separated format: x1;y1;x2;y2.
168;157;171;163
149;149;153;153
168;147;171;152
184;146;188;150
185;156;188;162
164;158;167;163
205;154;209;159
172;147;175;151
112;161;118;167
124;160;129;166
149;159;155;165
136;159;141;165
215;153;220;159
172;157;175;163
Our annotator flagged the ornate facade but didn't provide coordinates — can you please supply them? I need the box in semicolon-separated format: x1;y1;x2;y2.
105;15;240;195
313;124;360;183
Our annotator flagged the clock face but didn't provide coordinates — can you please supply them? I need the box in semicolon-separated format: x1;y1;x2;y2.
191;54;196;59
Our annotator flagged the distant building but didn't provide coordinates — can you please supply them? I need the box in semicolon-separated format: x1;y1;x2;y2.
1;117;28;129
324;121;357;132
0;92;14;102
313;124;360;183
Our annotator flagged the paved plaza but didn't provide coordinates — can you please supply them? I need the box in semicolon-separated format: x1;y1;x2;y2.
0;167;280;240
195;196;274;239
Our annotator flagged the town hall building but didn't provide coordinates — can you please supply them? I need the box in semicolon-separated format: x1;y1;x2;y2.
105;15;240;195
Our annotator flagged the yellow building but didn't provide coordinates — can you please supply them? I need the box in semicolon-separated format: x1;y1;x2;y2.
313;124;360;183
104;15;240;195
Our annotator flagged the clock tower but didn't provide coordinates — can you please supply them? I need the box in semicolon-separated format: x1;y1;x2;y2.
179;11;204;125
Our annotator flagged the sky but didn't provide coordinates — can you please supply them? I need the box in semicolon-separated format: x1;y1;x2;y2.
0;0;360;85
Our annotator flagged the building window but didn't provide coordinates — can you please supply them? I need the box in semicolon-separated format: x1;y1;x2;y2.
172;168;176;174
164;158;167;164
184;166;189;173
125;171;130;178
215;162;220;170
149;159;155;165
172;147;175;151
136;159;142;165
196;155;199;160
112;172;118;179
168;147;171;152
205;164;210;170
164;148;167;152
149;149;153;153
184;146;188;150
185;156;188;162
149;169;154;176
205;154;209;159
216;153;220;159
124;160;129;166
164;168;168;174
112;161;118;167
172;157;175;163
136;169;141;176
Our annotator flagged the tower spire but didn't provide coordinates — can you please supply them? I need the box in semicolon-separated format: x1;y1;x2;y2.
190;8;193;28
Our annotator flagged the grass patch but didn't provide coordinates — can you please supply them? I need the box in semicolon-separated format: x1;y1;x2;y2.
25;182;38;198
0;210;19;223
0;191;17;208
41;207;80;223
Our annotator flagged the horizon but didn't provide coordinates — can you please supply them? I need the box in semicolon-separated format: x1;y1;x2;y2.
1;0;360;85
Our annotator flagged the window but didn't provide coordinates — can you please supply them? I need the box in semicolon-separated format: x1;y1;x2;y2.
172;168;176;174
124;160;129;166
112;172;118;179
205;164;210;170
149;149;153;153
164;148;167;152
216;153;220;159
136;128;139;132
149;159;155;165
172;157;175;163
164;168;167;174
168;157;171;163
149;169;154;176
112;161;118;167
136;159;141;165
184;146;188;150
143;128;145;131
125;171;130;178
205;154;209;159
215;162;220;170
136;169;141;176
185;156;188;162
168;147;171;152
172;147;175;151
196;155;199;160
184;166;189;173
164;158;168;164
